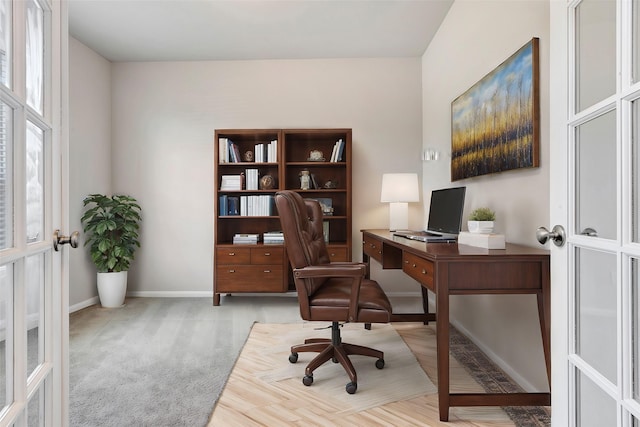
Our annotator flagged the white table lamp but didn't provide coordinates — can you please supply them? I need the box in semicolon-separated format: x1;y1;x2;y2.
380;173;420;231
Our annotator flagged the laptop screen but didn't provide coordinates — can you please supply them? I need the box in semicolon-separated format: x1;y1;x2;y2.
426;187;466;235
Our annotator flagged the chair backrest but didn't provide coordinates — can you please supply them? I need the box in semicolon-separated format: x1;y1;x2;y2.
275;191;330;295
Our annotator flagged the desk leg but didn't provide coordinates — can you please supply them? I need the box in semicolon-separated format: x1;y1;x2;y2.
436;270;450;422
421;287;430;325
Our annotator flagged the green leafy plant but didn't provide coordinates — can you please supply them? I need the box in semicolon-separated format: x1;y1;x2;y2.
469;207;496;221
81;194;142;273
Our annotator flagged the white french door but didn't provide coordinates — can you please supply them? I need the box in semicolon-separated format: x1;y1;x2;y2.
0;0;67;426
550;0;640;426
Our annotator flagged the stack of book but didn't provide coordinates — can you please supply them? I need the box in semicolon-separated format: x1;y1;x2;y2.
220;175;242;190
233;233;260;244
263;231;284;244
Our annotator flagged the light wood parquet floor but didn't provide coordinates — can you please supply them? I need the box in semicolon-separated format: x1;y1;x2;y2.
209;322;527;427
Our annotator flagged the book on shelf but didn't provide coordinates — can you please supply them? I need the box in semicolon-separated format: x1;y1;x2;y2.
227;196;240;215
330;139;344;162
245;168;259;190
219;195;228;216
219;137;229;163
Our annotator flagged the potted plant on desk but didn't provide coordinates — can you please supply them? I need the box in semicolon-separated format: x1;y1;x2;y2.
81;194;142;307
467;207;495;234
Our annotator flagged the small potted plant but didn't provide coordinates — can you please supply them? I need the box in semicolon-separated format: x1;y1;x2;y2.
468;207;495;234
81;194;142;307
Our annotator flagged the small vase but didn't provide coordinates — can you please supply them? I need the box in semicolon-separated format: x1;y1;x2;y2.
468;220;494;234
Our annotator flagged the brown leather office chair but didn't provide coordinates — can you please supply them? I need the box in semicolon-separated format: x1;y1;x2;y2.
275;190;392;394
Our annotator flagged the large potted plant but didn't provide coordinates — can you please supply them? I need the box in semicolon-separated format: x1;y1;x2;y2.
81;194;142;307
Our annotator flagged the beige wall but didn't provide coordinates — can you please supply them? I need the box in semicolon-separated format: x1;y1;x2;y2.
69;37;112;310
422;0;550;391
101;58;424;296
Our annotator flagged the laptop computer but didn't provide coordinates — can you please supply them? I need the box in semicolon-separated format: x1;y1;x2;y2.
394;186;466;242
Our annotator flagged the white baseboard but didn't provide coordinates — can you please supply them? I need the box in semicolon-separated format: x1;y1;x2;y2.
69;296;100;313
126;291;214;298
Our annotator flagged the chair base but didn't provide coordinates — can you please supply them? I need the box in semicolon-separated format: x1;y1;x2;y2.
289;322;385;394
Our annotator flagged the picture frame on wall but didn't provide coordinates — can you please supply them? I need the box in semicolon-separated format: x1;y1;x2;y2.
451;37;540;181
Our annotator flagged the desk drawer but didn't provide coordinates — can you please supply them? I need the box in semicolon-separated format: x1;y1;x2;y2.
363;235;383;262
403;252;434;290
216;265;285;292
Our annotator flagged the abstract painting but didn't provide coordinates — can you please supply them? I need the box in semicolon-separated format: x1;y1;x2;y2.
451;38;539;181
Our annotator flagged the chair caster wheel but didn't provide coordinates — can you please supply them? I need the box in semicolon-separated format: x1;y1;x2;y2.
302;375;313;386
332;357;338;363
289;352;298;363
375;358;385;369
346;382;357;394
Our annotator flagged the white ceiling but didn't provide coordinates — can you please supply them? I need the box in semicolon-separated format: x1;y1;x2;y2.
68;0;454;62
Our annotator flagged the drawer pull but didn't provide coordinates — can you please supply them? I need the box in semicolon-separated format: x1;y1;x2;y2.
330;253;336;257
228;269;235;273
228;252;235;256
264;252;271;256
264;270;271;273
422;269;427;274
404;260;409;264
412;263;416;268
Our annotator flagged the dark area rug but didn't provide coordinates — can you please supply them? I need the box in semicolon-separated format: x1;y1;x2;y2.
450;326;551;427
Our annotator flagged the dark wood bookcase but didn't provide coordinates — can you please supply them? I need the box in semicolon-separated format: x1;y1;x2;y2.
214;128;352;305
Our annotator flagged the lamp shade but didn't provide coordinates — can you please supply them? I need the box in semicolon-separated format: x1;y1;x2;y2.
380;173;420;203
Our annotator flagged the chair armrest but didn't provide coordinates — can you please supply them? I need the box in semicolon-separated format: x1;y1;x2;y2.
293;264;365;322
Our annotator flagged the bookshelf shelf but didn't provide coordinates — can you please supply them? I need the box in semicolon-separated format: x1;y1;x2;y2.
214;128;352;305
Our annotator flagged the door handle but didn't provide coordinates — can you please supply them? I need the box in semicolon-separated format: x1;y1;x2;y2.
536;225;566;247
53;230;79;252
580;227;597;237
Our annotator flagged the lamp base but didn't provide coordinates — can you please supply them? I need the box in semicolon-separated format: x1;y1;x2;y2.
388;202;409;232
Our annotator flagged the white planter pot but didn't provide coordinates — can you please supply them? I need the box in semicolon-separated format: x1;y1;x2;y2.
467;220;494;234
97;271;128;308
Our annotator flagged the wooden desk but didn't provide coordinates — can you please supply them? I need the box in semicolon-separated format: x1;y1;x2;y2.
361;229;551;421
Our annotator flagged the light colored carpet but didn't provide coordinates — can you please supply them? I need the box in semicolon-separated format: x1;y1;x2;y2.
215;322;436;417
69;298;250;427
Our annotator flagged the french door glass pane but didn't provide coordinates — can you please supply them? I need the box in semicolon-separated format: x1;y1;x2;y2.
0;263;13;412
27;386;42;426
576;247;617;383
25;0;43;114
575;0;616;111
635;258;640;403
635;100;640;241
577;369;617;426
0;0;10;88
25;254;42;378
25;121;43;244
0;101;12;250
576;110;617;240
634;0;639;84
